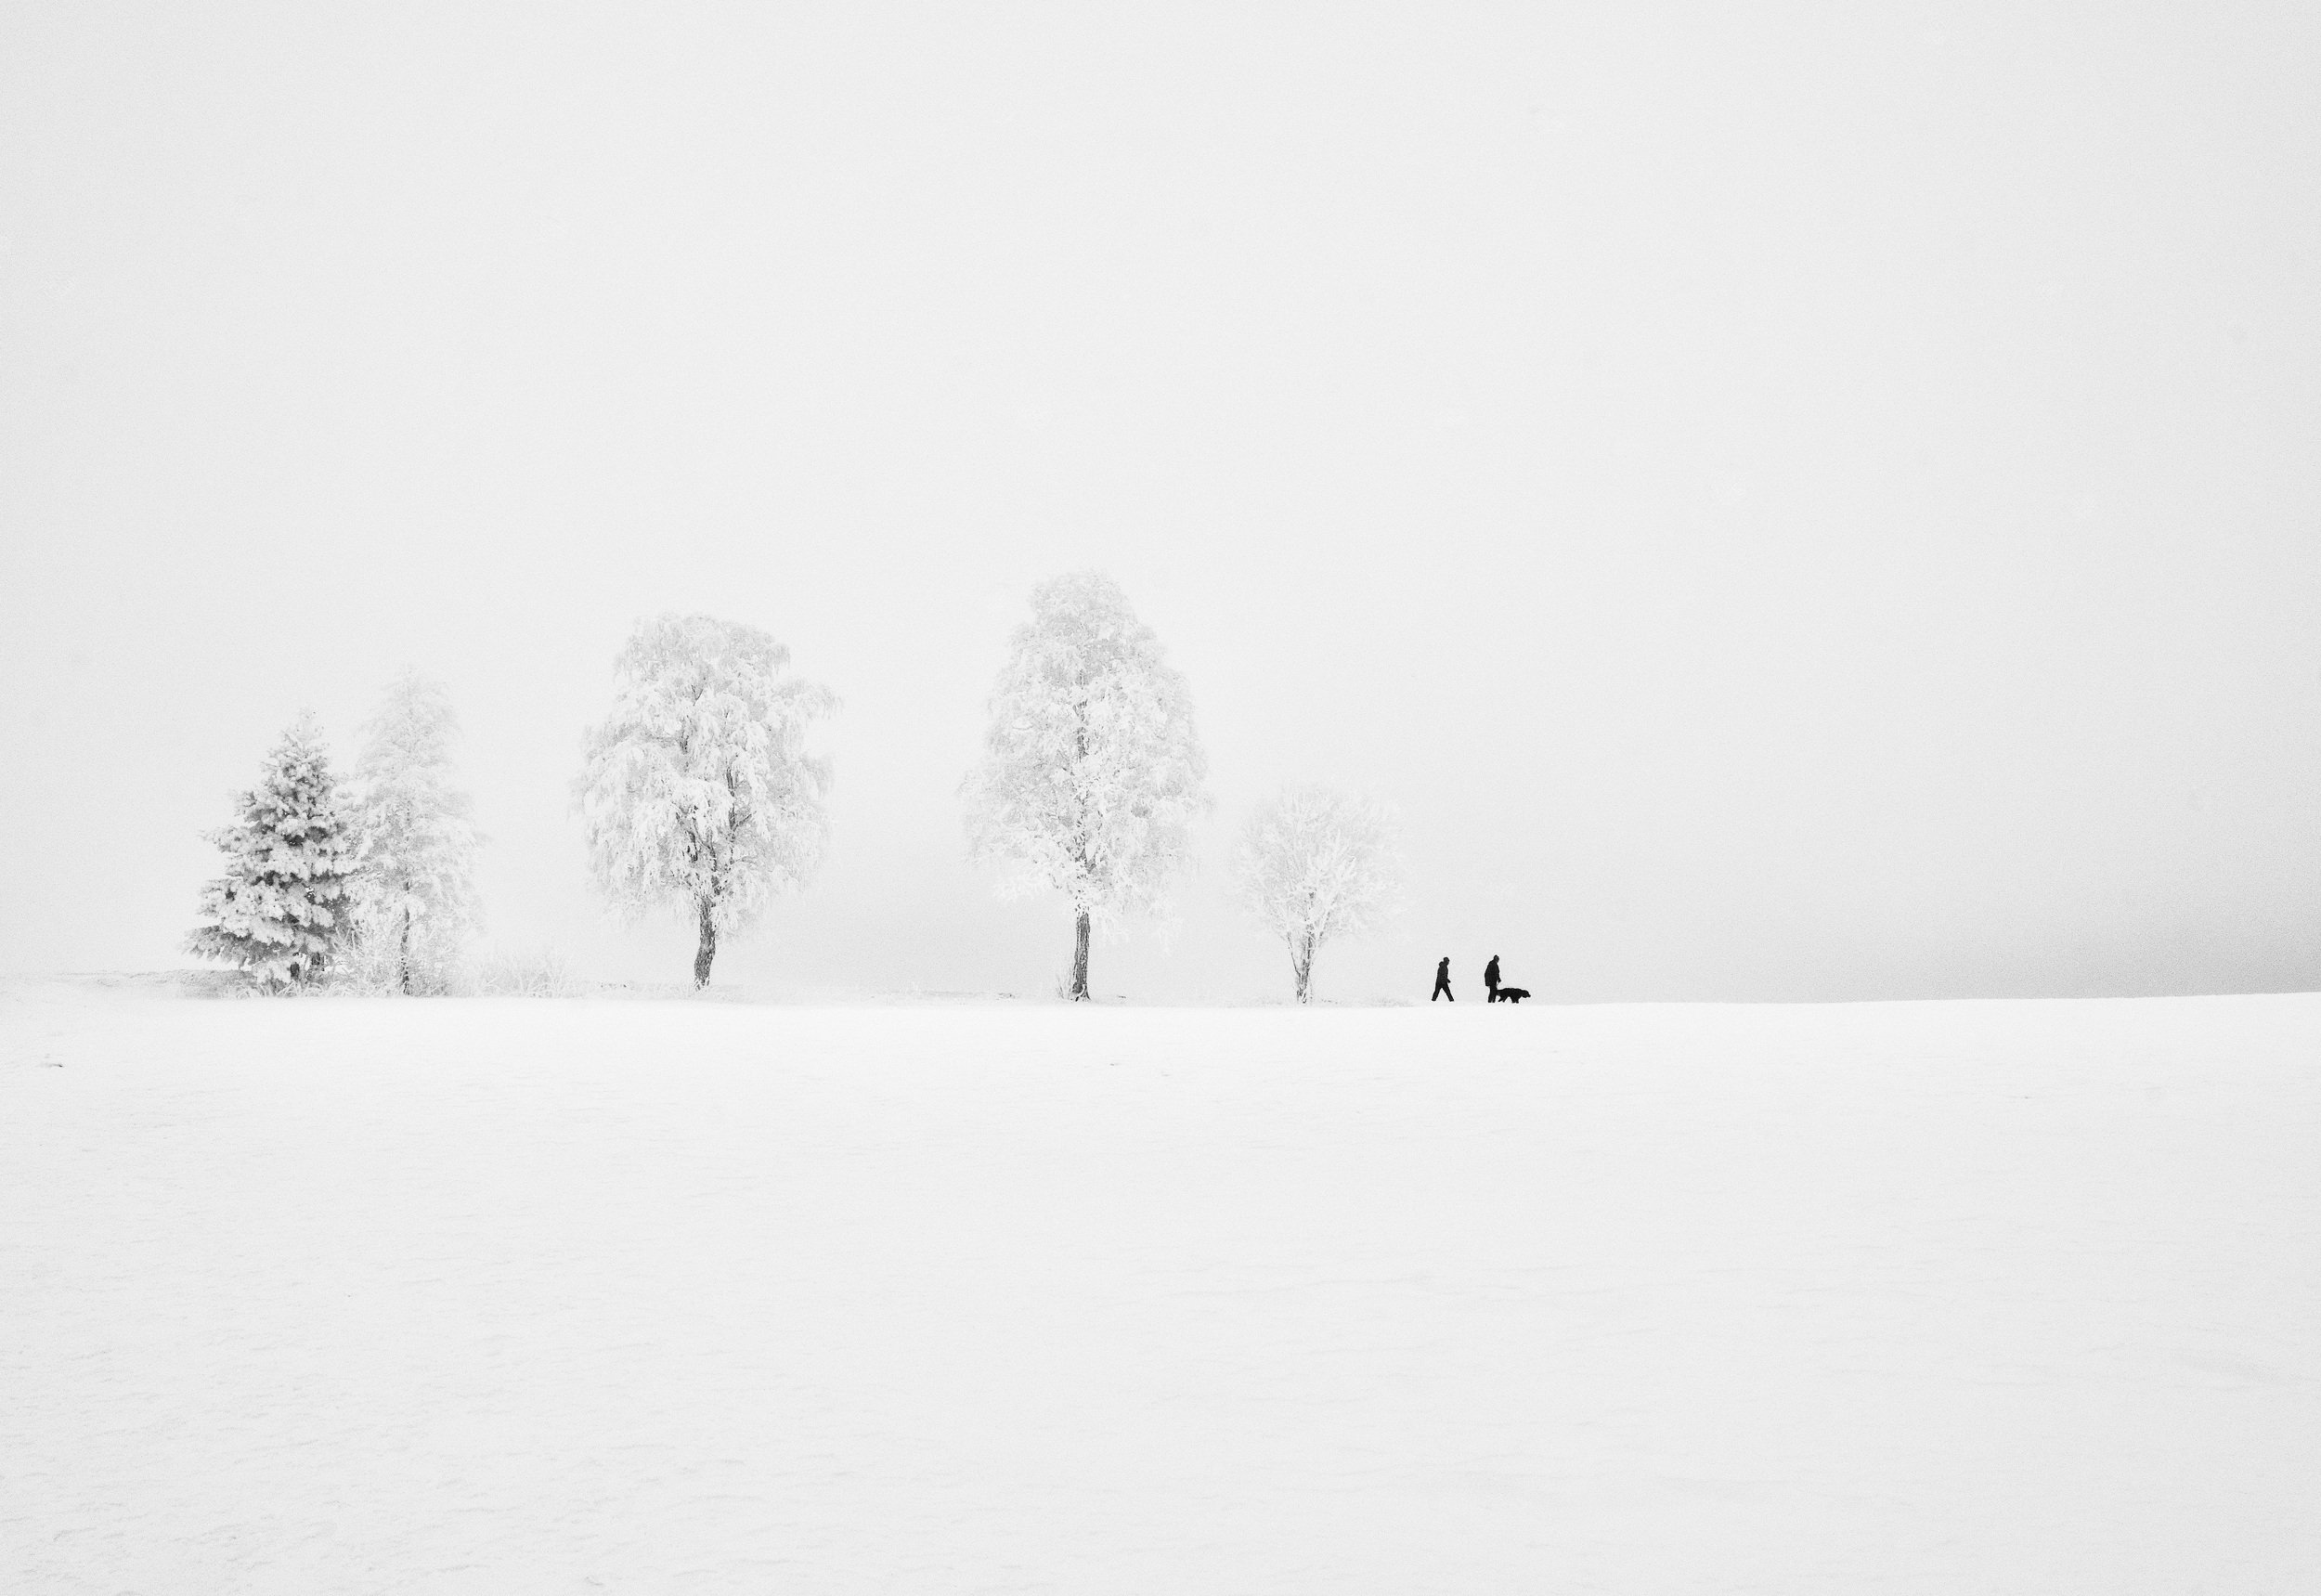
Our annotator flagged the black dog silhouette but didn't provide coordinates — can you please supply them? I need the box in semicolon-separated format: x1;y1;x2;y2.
1493;986;1531;1005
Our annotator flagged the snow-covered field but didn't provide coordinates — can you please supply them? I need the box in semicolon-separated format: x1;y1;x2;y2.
4;977;2316;1594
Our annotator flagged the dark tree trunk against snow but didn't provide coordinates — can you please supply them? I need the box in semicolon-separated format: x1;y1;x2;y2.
1292;933;1314;1005
694;899;719;988
1071;910;1092;1002
396;907;412;996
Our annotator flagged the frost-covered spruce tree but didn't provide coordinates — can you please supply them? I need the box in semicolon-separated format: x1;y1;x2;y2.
349;669;481;994
185;713;361;990
575;614;836;988
1231;785;1405;1005
963;572;1210;1002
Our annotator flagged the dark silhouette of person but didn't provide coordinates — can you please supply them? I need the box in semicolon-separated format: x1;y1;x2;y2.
1485;954;1501;1001
1432;957;1454;1002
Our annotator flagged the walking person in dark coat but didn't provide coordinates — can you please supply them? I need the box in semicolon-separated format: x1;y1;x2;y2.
1485;954;1501;1002
1431;957;1454;1002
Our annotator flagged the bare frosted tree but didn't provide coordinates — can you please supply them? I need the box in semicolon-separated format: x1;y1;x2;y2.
1231;785;1405;1005
575;614;836;988
963;571;1210;1001
348;669;481;994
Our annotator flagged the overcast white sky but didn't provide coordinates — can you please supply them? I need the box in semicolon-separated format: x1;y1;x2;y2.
4;4;2317;1001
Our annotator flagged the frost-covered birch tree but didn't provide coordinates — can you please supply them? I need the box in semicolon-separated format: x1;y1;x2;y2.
1231;785;1405;1005
962;571;1210;1001
185;713;361;990
349;669;481;994
574;614;836;988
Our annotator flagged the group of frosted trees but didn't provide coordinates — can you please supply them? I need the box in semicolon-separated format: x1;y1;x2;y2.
187;674;479;993
956;572;1404;1003
189;573;1405;1002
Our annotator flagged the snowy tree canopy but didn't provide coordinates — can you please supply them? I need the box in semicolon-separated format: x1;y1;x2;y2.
1230;785;1405;1004
185;713;361;989
349;669;481;994
963;571;1210;999
574;614;837;987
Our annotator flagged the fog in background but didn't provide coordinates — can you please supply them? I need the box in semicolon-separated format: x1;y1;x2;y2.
5;5;2317;1001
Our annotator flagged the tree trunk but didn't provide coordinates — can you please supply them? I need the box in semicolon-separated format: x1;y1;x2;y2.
1293;934;1314;1005
1070;910;1092;1002
396;906;412;996
694;900;718;989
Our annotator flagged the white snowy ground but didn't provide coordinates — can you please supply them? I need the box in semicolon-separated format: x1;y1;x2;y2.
3;977;2316;1594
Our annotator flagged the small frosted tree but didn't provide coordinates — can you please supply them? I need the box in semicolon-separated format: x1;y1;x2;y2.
1231;785;1405;1005
575;614;836;988
348;669;482;994
185;713;361;990
963;571;1210;1001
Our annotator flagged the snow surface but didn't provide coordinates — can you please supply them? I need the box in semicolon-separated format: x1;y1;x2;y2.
5;977;2316;1593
